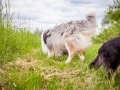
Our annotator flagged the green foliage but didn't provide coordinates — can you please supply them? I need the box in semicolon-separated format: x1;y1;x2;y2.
93;21;120;43
102;0;120;26
93;0;120;43
0;2;40;66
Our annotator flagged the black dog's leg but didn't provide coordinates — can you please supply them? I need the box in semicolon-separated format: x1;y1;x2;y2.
107;71;112;80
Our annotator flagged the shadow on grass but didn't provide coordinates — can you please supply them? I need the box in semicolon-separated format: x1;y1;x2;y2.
114;72;120;89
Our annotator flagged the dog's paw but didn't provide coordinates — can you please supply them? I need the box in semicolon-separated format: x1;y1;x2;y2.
65;60;71;64
80;55;85;61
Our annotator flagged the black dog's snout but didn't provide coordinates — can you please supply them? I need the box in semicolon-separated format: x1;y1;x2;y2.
89;62;94;69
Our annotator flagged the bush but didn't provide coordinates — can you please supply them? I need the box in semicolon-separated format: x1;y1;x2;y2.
93;21;120;43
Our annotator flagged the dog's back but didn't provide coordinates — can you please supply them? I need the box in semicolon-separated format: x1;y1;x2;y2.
41;9;97;63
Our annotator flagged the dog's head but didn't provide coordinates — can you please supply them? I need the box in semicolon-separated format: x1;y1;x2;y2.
89;40;120;79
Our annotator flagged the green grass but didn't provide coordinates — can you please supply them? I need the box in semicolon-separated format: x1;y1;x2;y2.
0;2;41;66
1;44;120;90
0;27;40;64
0;2;120;89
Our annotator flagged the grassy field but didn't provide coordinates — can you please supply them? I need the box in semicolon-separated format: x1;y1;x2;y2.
1;43;120;90
0;2;120;90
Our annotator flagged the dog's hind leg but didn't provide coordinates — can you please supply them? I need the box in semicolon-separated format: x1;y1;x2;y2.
65;41;75;63
47;51;54;58
111;65;120;80
47;48;54;58
77;50;85;61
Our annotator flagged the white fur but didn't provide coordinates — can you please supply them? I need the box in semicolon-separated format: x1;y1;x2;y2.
86;8;96;17
41;30;48;54
80;55;85;61
41;9;97;63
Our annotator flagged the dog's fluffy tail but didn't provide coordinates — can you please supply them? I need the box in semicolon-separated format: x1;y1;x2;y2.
85;8;97;37
86;8;97;22
86;8;96;17
41;30;48;54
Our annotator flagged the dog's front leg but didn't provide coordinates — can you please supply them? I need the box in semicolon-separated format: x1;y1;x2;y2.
65;53;74;63
65;41;75;64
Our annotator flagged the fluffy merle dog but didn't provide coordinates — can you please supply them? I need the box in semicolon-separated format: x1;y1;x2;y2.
90;37;120;79
41;9;97;63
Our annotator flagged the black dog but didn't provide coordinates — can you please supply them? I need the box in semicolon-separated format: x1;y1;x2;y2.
90;37;120;79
